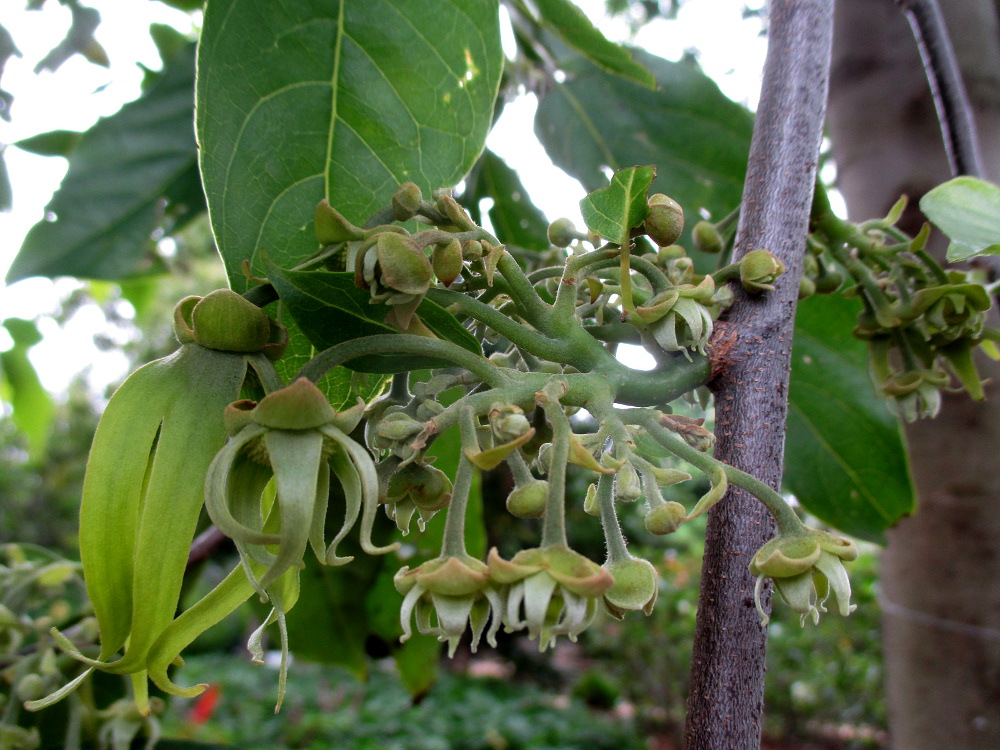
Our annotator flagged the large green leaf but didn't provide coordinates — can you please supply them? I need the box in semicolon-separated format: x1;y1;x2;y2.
197;0;503;292
786;295;913;543
529;0;655;88
268;265;481;374
920;176;1000;261
579;165;654;247
535;50;752;245
6;44;202;283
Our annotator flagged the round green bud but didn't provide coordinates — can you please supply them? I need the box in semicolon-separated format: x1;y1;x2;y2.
644;194;684;247
547;217;580;248
644;501;686;535
603;557;659;616
692;220;724;254
739;249;786;293
506;480;548;519
799;276;816;299
814;266;845;294
374;412;424;443
392;182;423;221
15;674;46;702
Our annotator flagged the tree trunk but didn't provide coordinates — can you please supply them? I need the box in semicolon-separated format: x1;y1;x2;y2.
828;2;1000;747
684;2;832;746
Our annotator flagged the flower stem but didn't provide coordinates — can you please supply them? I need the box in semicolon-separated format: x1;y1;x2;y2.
595;474;630;562
296;334;508;388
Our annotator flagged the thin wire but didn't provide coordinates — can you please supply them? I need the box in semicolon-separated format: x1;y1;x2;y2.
879;588;1000;640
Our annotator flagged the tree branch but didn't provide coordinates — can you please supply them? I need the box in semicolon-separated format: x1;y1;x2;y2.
896;0;985;178
684;2;833;747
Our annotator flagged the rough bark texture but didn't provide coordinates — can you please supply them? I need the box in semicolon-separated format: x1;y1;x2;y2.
828;1;1000;747
683;2;833;747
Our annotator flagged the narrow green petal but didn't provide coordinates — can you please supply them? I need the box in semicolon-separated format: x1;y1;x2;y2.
24;666;95;711
258;430;324;588
205;426;281;547
121;346;250;673
80;355;182;660
147;563;255;697
308;462;331;562
338;429;399;555
324;449;360;565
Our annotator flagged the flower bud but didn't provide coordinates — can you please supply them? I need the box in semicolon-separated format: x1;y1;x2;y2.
15;673;46;702
692;220;723;253
615;461;642;502
548;217;580;248
506;480;548;519
603;557;658;617
644;501;686;535
644;194;684;247
373;412;424;443
489;404;531;443
462;239;484;261
432;238;464;287
739;249;786;293
799;276;816;299
392;182;423;221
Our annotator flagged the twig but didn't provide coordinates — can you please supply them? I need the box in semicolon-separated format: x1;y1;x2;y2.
896;0;985;178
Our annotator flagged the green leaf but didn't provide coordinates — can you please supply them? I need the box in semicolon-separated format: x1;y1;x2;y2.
197;0;503;292
786;295;914;543
535;50;752;248
0;318;54;460
579;165;655;247
268;266;482;374
13;129;83;157
393;633;442;697
920;176;1000;261
465;150;550;251
6;44;202;283
530;0;655;88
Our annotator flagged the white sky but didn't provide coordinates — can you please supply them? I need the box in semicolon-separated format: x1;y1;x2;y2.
0;0;768;393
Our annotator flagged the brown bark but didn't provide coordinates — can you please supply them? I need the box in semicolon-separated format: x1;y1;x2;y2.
828;1;1000;747
684;2;833;747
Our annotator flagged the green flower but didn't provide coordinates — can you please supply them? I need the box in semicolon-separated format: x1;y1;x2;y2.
488;546;613;651
750;530;858;626
394;556;502;657
205;378;397;596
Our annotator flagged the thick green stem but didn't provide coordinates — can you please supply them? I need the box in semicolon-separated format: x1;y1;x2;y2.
495;252;554;330
425;288;567;363
295;335;507;388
